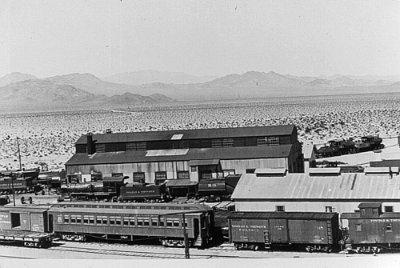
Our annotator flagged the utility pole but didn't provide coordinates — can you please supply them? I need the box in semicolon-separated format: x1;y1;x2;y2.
158;209;206;259
16;137;22;171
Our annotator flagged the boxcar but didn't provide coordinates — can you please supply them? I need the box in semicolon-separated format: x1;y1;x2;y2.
48;202;214;248
0;204;53;247
228;211;340;251
341;202;400;253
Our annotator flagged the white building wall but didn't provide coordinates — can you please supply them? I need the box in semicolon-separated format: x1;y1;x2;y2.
235;200;400;215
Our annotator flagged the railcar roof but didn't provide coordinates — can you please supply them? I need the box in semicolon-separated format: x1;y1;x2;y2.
341;212;400;219
48;206;205;215
52;201;212;211
229;211;338;220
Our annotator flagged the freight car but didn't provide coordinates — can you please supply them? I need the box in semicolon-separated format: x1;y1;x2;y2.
341;202;400;253
228;211;340;252
48;202;214;248
0;204;53;248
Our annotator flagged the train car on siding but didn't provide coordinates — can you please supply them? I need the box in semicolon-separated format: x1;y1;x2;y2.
341;203;400;253
228;211;340;251
48;202;214;248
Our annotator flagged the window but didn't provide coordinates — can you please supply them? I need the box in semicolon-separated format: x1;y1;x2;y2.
257;136;280;146
123;217;129;226
64;215;70;224
133;172;145;183
137;218;144;226
166;220;173;227
173;220;180;227
89;216;95;224
356;224;362;231
325;206;333;213
191;166;197;172
276;206;285;212
83;216;89;224
129;217;136;226
155;172;167;184
361;209;366;216
223;170;235;176
144;219;150;226
96;216;102;225
70;216;77;224
109;217;116;225
246;169;256;174
115;217;121;225
177;171;190;180
151;219;158;227
385;206;394;213
159;219;165;227
386;224;393;232
102;216;108;225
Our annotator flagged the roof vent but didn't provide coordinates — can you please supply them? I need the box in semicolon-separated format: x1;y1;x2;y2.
255;168;287;177
309;168;341;176
171;134;183;140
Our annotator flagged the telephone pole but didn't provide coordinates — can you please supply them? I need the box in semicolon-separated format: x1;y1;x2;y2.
16;137;22;171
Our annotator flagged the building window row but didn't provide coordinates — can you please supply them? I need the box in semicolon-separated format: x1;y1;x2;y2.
78;135;291;153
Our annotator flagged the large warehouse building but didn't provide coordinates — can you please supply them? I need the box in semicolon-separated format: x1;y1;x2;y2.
231;167;400;215
65;125;304;184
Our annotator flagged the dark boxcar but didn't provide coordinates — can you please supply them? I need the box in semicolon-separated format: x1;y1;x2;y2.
49;202;214;248
229;211;340;251
0;177;36;194
119;183;167;202
0;204;52;247
341;203;400;253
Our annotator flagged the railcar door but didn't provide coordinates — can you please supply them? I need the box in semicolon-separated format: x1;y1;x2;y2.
269;219;288;243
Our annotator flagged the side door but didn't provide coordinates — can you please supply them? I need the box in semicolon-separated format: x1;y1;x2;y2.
269;219;288;243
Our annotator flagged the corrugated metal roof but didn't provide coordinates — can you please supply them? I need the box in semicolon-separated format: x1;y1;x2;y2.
232;172;400;200
65;145;292;166
255;168;287;176
358;202;381;208
75;125;296;145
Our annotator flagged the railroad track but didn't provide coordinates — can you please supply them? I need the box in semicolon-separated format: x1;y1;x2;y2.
48;242;243;259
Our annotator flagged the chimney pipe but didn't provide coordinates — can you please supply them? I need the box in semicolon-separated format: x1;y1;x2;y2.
87;133;95;155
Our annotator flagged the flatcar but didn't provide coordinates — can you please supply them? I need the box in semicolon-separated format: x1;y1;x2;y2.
48;202;214;248
341;202;400;253
228;211;340;252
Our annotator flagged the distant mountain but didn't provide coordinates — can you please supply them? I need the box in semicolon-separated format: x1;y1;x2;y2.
0;76;174;112
115;71;400;101
0;72;37;87
103;70;216;85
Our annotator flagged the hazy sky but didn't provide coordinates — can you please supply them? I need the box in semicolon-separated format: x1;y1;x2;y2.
1;0;399;78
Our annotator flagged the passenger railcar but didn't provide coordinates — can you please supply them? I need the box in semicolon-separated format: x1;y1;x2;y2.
228;211;340;251
341;203;400;253
48;202;214;248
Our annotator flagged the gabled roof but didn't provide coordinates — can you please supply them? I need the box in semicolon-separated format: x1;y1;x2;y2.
65;145;293;166
232;172;400;200
75;125;296;145
229;211;337;220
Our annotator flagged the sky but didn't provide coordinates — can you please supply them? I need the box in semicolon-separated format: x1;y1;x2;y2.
1;0;400;78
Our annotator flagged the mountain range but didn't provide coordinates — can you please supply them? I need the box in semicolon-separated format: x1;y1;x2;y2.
1;70;400;112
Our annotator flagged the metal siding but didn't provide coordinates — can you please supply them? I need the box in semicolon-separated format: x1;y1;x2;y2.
0;212;10;229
